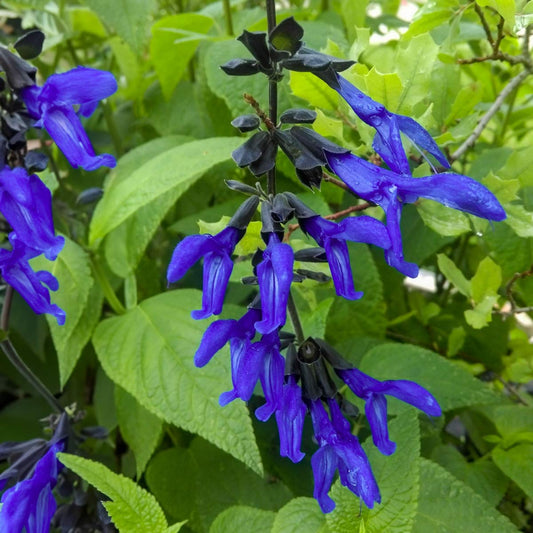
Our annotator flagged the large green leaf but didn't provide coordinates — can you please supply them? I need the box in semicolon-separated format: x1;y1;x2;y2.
58;453;174;533
150;14;214;99
360;343;501;411
413;459;518;532
492;444;533;499
115;386;163;478
92;289;262;474
326;409;420;533
31;236;101;387
210;506;275;533
89;137;242;246
83;0;156;53
272;498;328;533
146;438;291;532
103;136;192;277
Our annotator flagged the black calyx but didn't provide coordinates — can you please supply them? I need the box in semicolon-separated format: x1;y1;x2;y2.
14;30;45;60
237;30;272;72
224;179;260;197
294;247;328;263
76;187;104;206
297;337;337;401
280;108;316;125
231;114;261;132
271;193;294;224
295;268;331;283
269;17;304;61
0;47;37;90
232;131;278;177
228;195;260;230
220;58;261;76
25;151;48;173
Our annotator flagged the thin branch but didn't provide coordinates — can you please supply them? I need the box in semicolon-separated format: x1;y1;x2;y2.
474;2;495;47
503;264;533;315
1;285;14;331
451;69;531;160
322;173;351;191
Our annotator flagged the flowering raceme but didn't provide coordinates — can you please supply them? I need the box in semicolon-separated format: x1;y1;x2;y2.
167;15;507;516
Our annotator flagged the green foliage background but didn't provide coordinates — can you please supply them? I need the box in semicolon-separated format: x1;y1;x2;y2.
1;0;533;531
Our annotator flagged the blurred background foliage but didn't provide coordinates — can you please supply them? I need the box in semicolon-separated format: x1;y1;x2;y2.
1;0;533;531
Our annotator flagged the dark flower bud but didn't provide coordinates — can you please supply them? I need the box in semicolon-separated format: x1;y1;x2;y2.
224;179;260;196
260;200;284;240
273;129;323;170
231;114;261;132
14;30;45;60
271;193;294;224
298;338;337;400
294;247;328;263
0;47;37;89
228;195;260;230
314;338;353;370
296;166;323;189
249;137;277;176
237;30;271;70
241;275;258;285
232;131;270;167
269;17;304;58
80;426;109;439
295;268;331;282
280;108;317;124
284;192;317;219
284;343;299;377
25;151;48;173
337;394;360;418
76;187;104;206
220;58;260;76
281;53;331;72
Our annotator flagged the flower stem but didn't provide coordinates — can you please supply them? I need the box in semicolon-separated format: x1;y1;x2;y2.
288;292;305;344
1;339;64;413
90;257;126;315
266;0;277;196
102;101;124;157
1;285;14;331
223;0;234;36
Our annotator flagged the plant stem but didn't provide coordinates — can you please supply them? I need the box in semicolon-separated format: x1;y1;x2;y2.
266;0;277;196
288;293;305;344
1;339;64;413
102;101;124;157
223;0;234;36
1;285;14;331
90;258;126;315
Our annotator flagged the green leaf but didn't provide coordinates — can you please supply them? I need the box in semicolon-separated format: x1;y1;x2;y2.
326;409;420;533
58;453;170;533
150;14;213;99
417;199;471;237
290;71;340;111
90;136;242;247
92;289;263;475
504;204;533;237
394;33;438;112
103;136;193;277
477;0;515;27
482;173;520;205
210;506;275;533
326;243;386;342
146;439;291;531
413;458;518;532
437;254;471;297
31;236;100;387
492;444;533;499
272;498;327;533
83;0;156;53
403;10;452;39
431;444;508;506
465;295;498;329
471;257;502;303
115;386;163;478
360;343;501;411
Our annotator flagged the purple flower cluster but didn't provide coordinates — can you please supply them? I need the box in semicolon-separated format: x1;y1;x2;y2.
0;66;117;324
167;37;505;515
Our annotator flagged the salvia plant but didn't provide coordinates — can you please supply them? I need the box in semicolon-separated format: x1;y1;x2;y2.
0;0;532;532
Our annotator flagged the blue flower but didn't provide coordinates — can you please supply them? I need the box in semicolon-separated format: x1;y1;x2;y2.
0;414;68;533
168;226;244;320
0;166;64;260
0;443;63;533
255;233;294;334
337;367;441;455
0;239;65;325
194;308;261;367
326;151;506;277
325;74;450;175
22;66;117;171
300;215;391;299
310;398;380;512
275;376;307;463
254;331;285;422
